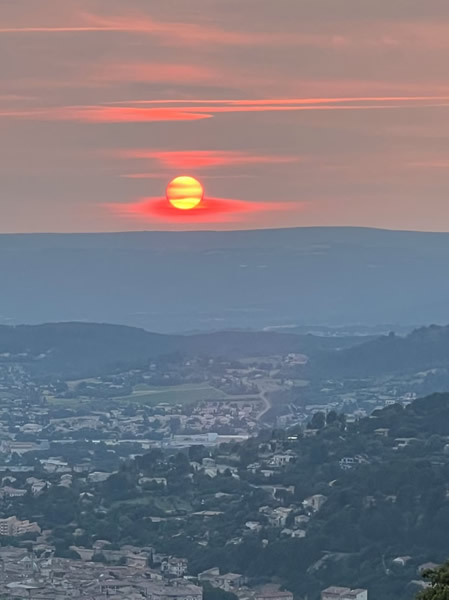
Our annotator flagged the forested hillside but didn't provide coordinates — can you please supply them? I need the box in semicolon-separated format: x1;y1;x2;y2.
10;393;449;600
309;325;449;377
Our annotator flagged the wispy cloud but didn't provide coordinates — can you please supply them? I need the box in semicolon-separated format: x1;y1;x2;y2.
115;95;449;107
0;106;212;123
3;13;449;57
81;12;293;46
119;150;300;170
0;10;300;47
3;96;449;124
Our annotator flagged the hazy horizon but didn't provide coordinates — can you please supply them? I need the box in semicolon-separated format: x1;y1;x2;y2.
0;227;447;332
3;224;449;236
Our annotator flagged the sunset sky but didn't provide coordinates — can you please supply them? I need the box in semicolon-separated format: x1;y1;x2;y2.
1;0;449;232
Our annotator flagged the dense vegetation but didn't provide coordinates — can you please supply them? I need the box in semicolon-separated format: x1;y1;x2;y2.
6;393;449;600
310;325;449;377
419;561;449;600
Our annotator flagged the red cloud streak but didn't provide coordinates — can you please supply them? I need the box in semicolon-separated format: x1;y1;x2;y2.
107;196;295;224
68;107;212;123
119;150;299;169
0;12;299;47
3;96;449;124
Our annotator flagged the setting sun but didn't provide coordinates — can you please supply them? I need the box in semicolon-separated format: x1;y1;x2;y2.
166;176;203;210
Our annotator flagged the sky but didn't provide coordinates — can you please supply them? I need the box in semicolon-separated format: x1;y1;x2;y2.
1;0;449;232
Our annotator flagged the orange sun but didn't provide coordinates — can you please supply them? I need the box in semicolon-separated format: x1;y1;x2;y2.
166;175;204;210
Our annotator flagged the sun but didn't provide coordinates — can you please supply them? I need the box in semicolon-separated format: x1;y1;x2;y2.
166;176;204;210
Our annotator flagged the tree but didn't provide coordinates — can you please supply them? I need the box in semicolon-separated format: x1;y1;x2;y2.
418;561;449;599
309;412;325;430
188;445;207;463
172;452;190;475
326;410;338;426
202;583;238;600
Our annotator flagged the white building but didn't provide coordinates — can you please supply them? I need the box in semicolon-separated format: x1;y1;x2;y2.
268;507;293;528
161;557;188;577
0;516;41;537
87;471;112;483
40;458;71;473
303;494;327;512
322;587;368;600
269;453;295;467
0;486;27;498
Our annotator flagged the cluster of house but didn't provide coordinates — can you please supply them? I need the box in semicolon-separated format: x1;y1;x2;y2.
0;386;262;456
44;407;251;439
299;379;418;426
320;561;439;599
198;570;294;600
0;467;101;502
198;568;245;591
0;544;297;600
185;400;263;435
246;493;327;539
190;456;240;478
321;587;368;600
0;545;201;600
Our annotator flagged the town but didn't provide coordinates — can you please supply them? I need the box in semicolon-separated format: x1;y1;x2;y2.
0;347;444;600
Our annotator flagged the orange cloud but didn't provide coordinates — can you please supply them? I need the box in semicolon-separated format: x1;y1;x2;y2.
119;150;299;169
106;196;296;224
3;8;449;58
0;106;212;123
82;12;288;46
0;10;298;47
65;107;212;123
118;95;449;112
3;96;449;124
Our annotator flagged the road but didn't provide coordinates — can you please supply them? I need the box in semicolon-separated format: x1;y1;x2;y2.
254;378;283;421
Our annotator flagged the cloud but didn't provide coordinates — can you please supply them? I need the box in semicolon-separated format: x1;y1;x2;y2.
0;106;212;123
119;150;300;170
81;12;292;46
66;106;212;123
3;96;449;124
0;10;299;47
90;63;217;85
8;10;449;53
106;196;297;224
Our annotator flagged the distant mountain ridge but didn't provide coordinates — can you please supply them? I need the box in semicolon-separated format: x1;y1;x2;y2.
311;324;449;377
3;320;449;379
1;227;449;331
0;321;367;378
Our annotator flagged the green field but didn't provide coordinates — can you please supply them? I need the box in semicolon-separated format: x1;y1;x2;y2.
46;396;93;408
47;382;260;408
107;383;226;406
